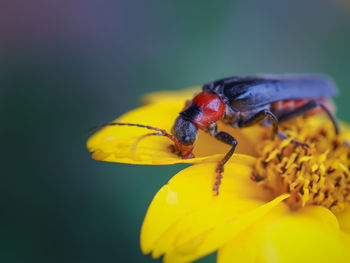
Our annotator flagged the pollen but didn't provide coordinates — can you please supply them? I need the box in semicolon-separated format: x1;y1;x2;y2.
252;116;350;213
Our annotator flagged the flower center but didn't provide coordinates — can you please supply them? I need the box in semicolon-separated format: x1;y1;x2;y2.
251;116;350;213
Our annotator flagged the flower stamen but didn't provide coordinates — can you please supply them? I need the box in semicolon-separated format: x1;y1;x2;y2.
252;116;350;213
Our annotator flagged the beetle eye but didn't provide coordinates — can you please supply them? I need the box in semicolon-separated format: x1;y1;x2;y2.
182;136;191;144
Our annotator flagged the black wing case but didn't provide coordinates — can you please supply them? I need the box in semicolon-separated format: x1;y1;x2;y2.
204;74;338;112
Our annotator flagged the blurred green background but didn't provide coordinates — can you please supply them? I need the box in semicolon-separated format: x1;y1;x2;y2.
2;0;350;262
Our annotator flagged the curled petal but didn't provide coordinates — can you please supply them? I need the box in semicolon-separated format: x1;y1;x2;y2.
87;102;259;165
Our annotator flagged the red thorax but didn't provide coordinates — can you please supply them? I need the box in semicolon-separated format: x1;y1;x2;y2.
191;91;226;128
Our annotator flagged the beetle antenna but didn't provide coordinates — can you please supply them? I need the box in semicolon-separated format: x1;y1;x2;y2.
85;122;180;144
131;132;164;152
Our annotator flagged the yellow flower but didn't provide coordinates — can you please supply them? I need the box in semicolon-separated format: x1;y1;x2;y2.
87;89;350;263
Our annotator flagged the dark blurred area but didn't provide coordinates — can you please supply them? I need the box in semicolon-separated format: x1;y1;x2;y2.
1;0;350;262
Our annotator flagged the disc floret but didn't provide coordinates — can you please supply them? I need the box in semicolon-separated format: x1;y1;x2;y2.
252;117;350;212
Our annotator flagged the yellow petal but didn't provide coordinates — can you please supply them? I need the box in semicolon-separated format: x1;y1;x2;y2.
218;205;287;263
140;160;264;255
252;206;349;263
335;205;350;234
297;205;340;230
163;194;289;263
140;160;288;262
340;232;350;250
218;206;346;263
141;86;201;105
152;198;263;259
87;102;259;165
218;227;258;263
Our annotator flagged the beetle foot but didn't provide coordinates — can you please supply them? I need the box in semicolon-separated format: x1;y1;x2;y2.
213;165;224;196
291;139;310;150
277;131;309;150
213;175;222;196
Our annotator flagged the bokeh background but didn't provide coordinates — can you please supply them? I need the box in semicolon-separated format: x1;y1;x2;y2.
2;0;350;262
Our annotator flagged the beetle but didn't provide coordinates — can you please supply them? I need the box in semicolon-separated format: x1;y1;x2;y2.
89;74;339;195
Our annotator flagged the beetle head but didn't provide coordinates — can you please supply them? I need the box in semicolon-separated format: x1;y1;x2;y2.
172;115;198;158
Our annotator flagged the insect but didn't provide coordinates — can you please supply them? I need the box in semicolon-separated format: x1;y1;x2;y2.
89;74;339;195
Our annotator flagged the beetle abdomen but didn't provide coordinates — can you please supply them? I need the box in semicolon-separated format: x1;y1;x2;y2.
271;98;335;116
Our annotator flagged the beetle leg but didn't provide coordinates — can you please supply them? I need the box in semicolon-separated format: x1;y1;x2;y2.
238;109;309;148
208;123;238;195
238;109;279;135
277;100;339;134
